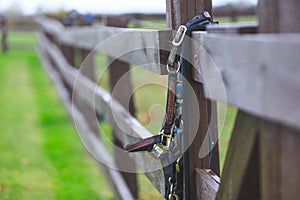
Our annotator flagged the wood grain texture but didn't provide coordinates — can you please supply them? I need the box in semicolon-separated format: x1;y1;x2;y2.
259;0;300;33
260;120;300;200
216;111;259;200
258;1;300;199
193;32;300;130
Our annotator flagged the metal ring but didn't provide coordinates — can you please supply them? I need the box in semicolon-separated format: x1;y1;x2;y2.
167;61;180;74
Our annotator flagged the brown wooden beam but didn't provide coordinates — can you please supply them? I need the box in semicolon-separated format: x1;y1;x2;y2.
258;1;300;200
258;0;300;33
166;1;218;199
1;15;8;53
207;100;220;176
260;120;300;200
216;111;259;200
78;48;99;136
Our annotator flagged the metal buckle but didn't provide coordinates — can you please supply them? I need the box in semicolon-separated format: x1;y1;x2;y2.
167;61;180;73
156;130;173;151
151;144;164;157
172;25;187;47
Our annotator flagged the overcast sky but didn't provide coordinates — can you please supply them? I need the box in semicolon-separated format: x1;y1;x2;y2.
0;0;258;15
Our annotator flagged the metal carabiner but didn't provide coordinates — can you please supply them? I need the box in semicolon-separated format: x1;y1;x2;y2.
168;193;179;200
168;177;179;200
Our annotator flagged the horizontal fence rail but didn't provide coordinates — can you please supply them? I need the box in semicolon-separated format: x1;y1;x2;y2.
36;16;170;74
36;0;300;197
38;32;165;194
37;16;300;131
192;32;300;130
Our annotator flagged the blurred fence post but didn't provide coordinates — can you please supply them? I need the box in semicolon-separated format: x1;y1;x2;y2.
106;16;138;199
1;15;8;53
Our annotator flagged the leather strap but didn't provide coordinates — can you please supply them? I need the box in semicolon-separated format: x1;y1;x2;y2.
165;70;177;126
124;135;161;152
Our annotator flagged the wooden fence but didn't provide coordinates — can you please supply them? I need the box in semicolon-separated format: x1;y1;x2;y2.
36;0;300;199
1;15;8;53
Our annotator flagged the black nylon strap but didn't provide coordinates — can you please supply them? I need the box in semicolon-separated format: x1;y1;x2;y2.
163;11;216;200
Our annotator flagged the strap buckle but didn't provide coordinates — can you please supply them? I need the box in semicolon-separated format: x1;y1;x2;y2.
172;25;187;47
123;129;174;156
156;130;173;151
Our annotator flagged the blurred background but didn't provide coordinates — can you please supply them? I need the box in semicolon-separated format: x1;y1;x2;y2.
0;0;257;199
0;0;257;15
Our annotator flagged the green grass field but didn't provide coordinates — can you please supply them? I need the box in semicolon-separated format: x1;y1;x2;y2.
0;35;113;199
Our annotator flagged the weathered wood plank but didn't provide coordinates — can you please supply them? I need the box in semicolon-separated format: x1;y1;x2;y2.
193;32;300;130
195;169;219;200
37;44;134;200
36;16;65;36
259;2;300;198
90;28;170;74
207;23;257;34
36;16;171;74
207;101;220;176
77;48;100;136
259;0;300;33
259;121;281;200
39;33;165;194
216;111;259;200
260;120;300;200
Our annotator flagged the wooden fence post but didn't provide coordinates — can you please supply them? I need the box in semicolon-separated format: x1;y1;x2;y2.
166;1;219;199
59;44;75;100
60;20;99;136
258;1;300;199
216;111;260;200
1;15;8;53
106;16;138;199
78;48;100;136
76;18;99;136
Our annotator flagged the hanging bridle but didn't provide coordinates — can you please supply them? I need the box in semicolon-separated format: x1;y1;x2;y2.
124;11;216;200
